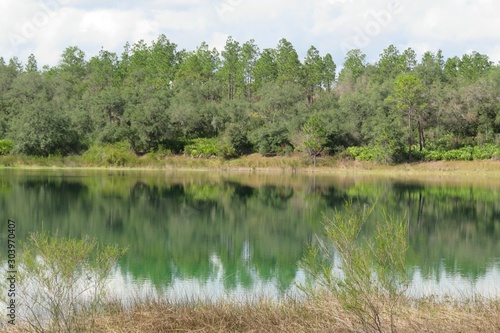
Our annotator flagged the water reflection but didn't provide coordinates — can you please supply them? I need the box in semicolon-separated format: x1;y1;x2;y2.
0;169;499;299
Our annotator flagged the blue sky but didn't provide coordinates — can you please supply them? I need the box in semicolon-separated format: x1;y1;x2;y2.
1;0;499;69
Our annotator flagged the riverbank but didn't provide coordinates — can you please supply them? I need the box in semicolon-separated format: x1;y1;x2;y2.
3;296;499;332
1;153;500;177
102;297;500;333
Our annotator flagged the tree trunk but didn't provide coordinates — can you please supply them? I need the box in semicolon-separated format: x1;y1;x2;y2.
408;111;412;162
418;119;424;151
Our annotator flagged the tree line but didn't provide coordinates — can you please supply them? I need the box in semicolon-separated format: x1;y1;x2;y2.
0;35;499;162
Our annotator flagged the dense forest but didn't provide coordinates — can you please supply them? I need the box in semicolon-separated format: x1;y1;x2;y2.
0;34;499;163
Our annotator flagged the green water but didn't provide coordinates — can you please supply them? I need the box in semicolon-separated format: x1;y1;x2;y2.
1;169;499;299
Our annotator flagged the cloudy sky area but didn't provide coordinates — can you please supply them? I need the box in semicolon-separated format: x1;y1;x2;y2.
1;0;499;68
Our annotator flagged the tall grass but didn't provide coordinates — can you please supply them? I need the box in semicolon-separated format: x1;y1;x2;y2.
3;295;499;333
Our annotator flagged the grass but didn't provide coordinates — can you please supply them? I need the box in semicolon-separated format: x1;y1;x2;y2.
1;153;500;179
3;295;499;332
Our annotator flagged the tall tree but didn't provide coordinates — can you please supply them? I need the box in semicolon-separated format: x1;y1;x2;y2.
303;46;324;103
415;50;444;86
322;53;336;92
302;114;327;167
219;36;242;100
59;46;87;80
390;74;427;160
458;51;493;82
338;49;366;84
147;34;180;89
240;39;259;99
275;38;302;85
25;54;38;73
253;48;277;90
376;45;405;81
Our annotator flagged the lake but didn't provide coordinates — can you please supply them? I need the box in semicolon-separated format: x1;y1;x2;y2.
1;168;499;301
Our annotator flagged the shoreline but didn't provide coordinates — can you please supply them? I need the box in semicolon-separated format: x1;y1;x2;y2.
1;155;500;178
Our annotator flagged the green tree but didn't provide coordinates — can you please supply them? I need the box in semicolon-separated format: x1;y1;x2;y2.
58;46;87;81
147;34;180;89
376;45;405;82
253;48;277;90
415;50;444;86
302;114;327;166
25;53;38;73
458;51;493;82
12;99;78;156
338;49;366;84
275;38;302;85
303;46;324;103
322;53;336;92
87;49;121;92
176;42;220;83
390;74;428;160
219;36;243;100
240;39;259;98
124;87;173;153
219;123;252;158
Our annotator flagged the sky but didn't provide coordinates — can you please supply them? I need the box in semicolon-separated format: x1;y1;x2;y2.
1;0;500;69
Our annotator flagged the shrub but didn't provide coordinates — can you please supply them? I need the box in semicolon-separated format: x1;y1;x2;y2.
0;139;14;155
9;232;126;332
301;201;408;333
184;138;219;158
218;124;253;159
472;144;500;160
346;146;382;161
250;126;293;157
82;142;135;166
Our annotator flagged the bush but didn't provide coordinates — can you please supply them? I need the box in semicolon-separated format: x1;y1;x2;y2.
472;144;500;160
422;145;500;161
301;201;408;333
250;126;293;157
184;138;219;158
218;124;252;159
0;139;14;155
346;146;383;161
13;107;80;157
82;142;135;166
9;232;125;332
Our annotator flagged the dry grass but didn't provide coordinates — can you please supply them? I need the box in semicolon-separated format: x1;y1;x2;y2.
2;153;500;179
3;296;499;333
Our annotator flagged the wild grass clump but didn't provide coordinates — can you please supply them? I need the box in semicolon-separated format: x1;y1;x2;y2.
301;200;408;333
0;232;126;333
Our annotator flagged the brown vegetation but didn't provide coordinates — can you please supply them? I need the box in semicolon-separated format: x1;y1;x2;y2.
3;296;499;333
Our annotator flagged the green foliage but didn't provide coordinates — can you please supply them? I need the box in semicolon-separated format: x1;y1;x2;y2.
184;138;219;158
347;146;382;161
218;123;252;159
301;200;408;333
302;115;328;166
13;232;125;332
82;142;135;166
0;139;13;155
251;126;292;156
0;38;498;163
12;102;79;157
422;144;500;161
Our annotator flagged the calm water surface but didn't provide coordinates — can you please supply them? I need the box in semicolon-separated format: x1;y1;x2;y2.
1;169;499;300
